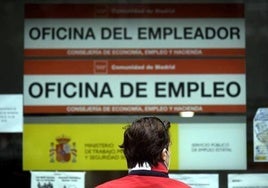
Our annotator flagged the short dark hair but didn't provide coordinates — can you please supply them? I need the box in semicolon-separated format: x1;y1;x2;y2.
119;116;171;168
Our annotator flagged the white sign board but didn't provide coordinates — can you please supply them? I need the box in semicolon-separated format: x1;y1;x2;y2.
178;122;246;170
228;173;268;188
0;94;23;132
31;171;85;188
23;59;246;114
170;173;219;188
253;108;268;162
24;3;245;57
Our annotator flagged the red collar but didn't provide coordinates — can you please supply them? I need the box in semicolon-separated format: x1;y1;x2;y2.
128;162;169;178
151;162;168;174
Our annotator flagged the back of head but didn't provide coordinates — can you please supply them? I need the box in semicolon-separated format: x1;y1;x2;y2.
120;116;170;168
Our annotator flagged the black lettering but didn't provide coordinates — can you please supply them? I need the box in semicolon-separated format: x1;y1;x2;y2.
45;82;56;98
149;27;161;39
120;82;133;97
184;27;193;39
84;27;95;40
28;82;113;99
29;27;96;40
155;82;166;97
214;82;225;97
85;82;98;97
114;27;123;40
64;82;76;98
57;27;67;40
187;82;198;97
138;27;147;39
29;27;40;40
29;82;42;98
230;27;240;39
136;82;147;97
217;27;229;39
163;27;173;39
100;82;113;97
79;82;83;98
123;27;132;40
43;27;51;40
227;81;241;97
101;27;112;39
201;82;212;97
194;27;204;39
169;82;185;97
70;27;81;40
205;27;216;39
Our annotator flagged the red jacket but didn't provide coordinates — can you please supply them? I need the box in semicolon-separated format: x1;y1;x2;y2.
95;163;190;188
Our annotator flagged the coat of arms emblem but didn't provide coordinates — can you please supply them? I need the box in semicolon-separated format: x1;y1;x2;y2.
49;135;77;163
